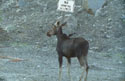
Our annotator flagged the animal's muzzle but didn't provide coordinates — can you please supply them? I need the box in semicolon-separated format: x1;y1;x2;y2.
46;32;51;37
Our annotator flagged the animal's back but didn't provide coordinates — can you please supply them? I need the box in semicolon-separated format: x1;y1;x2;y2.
61;37;89;57
73;38;89;49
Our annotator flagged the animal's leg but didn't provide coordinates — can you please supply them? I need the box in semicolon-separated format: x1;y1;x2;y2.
79;64;88;81
59;67;62;81
84;58;89;81
77;56;84;81
58;56;63;81
78;56;84;81
67;58;72;81
78;56;88;81
79;67;85;81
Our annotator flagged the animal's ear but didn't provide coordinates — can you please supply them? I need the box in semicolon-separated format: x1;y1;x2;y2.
61;22;67;27
55;21;60;26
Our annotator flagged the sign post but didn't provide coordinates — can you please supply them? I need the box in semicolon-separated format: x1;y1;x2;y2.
57;0;75;13
57;0;75;21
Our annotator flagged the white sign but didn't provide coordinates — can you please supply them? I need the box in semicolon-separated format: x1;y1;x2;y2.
57;0;75;13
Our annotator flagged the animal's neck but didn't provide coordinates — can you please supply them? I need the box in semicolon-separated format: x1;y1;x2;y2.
56;27;65;42
56;33;64;42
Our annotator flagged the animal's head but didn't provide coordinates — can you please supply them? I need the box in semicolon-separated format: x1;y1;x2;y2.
47;21;67;37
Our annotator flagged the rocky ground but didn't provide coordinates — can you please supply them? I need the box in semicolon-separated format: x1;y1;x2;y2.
0;0;125;81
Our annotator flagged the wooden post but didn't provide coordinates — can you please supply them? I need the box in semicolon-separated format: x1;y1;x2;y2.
82;0;89;10
82;0;94;15
61;12;65;22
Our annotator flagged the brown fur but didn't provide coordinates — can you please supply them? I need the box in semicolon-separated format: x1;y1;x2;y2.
47;21;89;81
